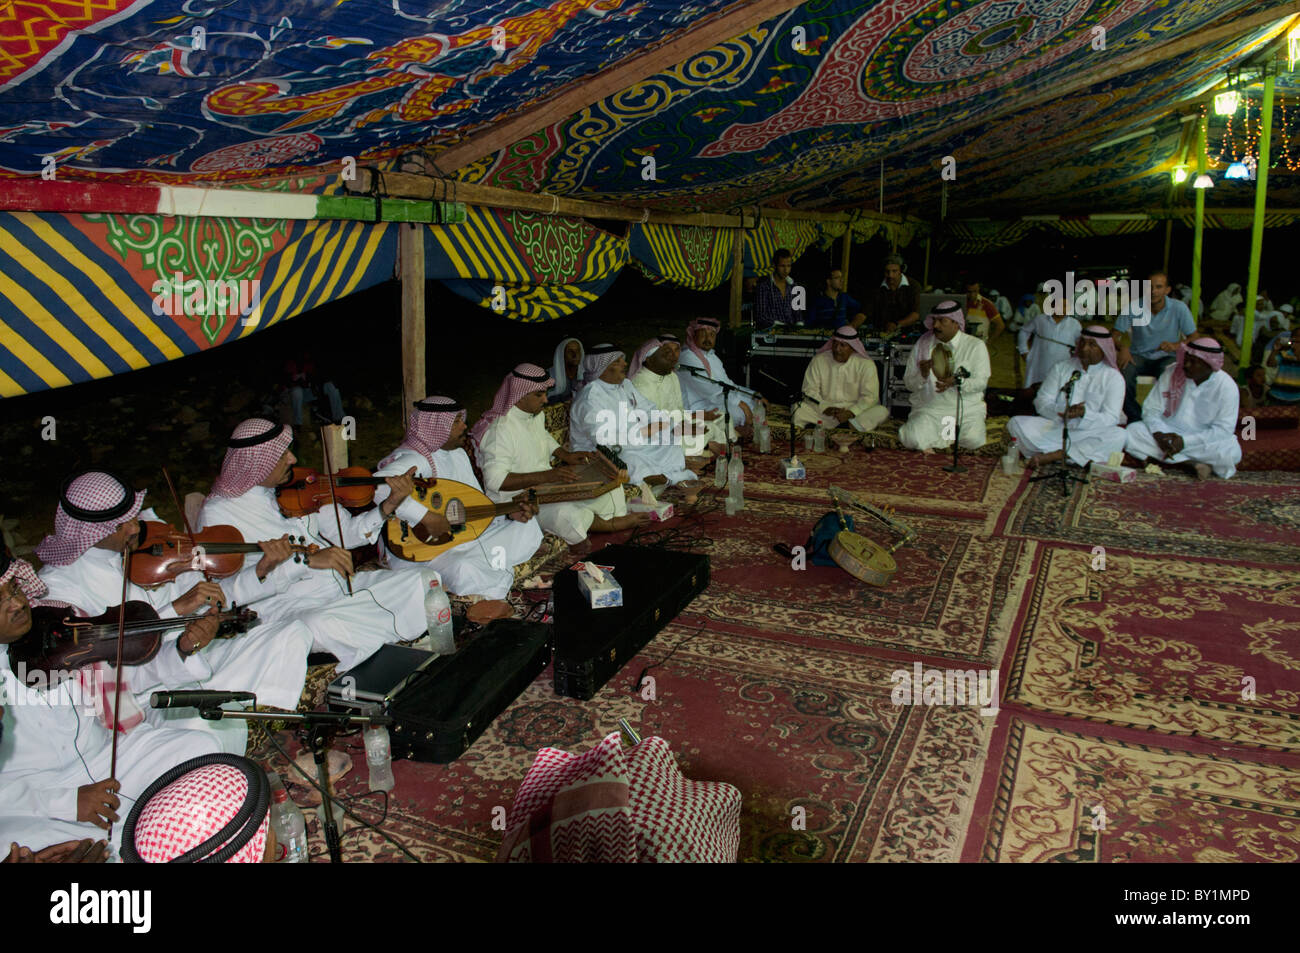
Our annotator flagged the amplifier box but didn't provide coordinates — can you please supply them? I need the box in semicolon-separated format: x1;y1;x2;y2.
553;544;710;700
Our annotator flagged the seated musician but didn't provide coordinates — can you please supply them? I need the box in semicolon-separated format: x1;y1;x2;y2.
571;345;698;487
547;338;585;401
0;547;222;854
898;301;990;452
630;334;726;458
1007;326;1126;468
36;470;316;749
677;317;767;440
1123;338;1242;480
473;364;645;546
792;326;889;435
199;419;429;670
373;395;542;600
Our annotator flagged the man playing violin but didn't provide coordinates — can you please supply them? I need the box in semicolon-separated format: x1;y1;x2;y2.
0;546;222;855
37;471;319;752
374;395;542;600
199;419;430;671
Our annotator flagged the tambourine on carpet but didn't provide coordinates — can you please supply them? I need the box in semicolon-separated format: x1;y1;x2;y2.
269;445;1300;863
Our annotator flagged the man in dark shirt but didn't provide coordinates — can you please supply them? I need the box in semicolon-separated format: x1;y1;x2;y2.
869;254;920;332
810;269;866;329
754;249;803;331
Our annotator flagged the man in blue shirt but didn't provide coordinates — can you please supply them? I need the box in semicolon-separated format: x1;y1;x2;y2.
754;249;804;331
1113;270;1197;421
810;268;866;329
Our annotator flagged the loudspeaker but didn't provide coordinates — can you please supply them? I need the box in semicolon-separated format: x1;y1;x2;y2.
553;544;710;700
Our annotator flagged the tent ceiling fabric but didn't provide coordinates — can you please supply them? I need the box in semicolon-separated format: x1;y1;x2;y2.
0;1;1294;218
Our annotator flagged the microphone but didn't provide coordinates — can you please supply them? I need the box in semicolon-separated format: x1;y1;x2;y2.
955;367;971;381
801;392;821;405
1059;369;1082;393
150;690;256;710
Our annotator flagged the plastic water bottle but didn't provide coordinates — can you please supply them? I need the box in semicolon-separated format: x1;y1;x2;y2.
363;705;395;793
421;568;455;654
1002;438;1020;475
812;425;827;453
714;452;729;488
267;771;309;863
727;448;745;512
757;425;772;454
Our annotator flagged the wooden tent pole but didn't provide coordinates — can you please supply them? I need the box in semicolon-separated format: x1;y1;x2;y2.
840;226;852;286
923;232;932;288
1190;115;1207;321
730;226;745;329
399;223;426;414
1242;68;1275;369
1162;218;1172;275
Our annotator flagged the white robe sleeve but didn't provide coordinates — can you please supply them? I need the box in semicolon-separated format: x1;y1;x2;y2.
372;450;433;530
1180;375;1239;458
1090;368;1125;428
903;343;929;394
847;359;880;417
1141;367;1172;425
801;355;824;408
1034;362;1069;419
0;770;79;822
963;337;991;393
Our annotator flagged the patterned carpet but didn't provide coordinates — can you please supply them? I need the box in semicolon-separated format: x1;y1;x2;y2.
268;443;1300;862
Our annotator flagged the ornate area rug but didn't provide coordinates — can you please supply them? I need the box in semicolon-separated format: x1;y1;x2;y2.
964;717;1300;863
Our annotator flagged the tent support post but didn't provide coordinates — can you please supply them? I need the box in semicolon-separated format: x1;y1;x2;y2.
730;227;745;329
399;223;426;415
1242;68;1275;371
1162;218;1172;275
1190;115;1207;322
840;227;852;286
923;232;932;288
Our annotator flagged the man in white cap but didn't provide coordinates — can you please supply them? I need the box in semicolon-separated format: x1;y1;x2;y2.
630;335;725;458
677;317;767;440
475;364;643;546
373;396;542;600
792;326;889;434
571;345;697;487
1007;326;1126;467
35;470;316;749
898;301;991;451
199;420;429;670
1124;338;1241;479
0;547;221;854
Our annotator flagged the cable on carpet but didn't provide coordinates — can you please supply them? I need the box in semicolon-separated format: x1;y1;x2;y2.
628;620;708;695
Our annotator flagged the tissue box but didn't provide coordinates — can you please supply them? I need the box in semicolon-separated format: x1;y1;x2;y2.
573;562;622;608
628;500;674;522
1092;463;1136;483
781;457;806;480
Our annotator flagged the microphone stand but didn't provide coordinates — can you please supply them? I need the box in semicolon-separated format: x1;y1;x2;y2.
190;703;390;864
944;368;968;474
682;365;763;457
758;368;813;464
1028;372;1089;497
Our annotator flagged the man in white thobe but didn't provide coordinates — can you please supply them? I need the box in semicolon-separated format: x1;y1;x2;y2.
571;344;697;487
899;300;991;451
199;419;429;672
630;334;726;459
1008;326;1126;467
373;395;542;600
474;363;642;546
792;325;889;433
0;551;221;853
677;317;767;440
1018;306;1082;391
1124;338;1242;479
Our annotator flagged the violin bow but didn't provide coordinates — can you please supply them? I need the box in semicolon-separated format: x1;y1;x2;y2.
107;529;131;842
319;426;353;596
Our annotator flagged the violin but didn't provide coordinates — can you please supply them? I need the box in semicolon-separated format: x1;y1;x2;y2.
130;521;317;588
8;601;260;680
275;465;435;518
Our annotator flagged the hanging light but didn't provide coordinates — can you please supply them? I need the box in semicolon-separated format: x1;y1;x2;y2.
1193;172;1215;189
1214;90;1240;116
1224;161;1249;179
1289;24;1300;71
1172;165;1188;184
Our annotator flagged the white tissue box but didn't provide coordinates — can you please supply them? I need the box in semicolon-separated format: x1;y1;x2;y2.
573;562;622;608
781;457;806;480
628;500;674;522
1092;463;1136;483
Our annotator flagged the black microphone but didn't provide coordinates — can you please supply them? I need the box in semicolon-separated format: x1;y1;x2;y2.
801;392;821;405
150;690;256;710
1060;369;1082;392
955;367;971;381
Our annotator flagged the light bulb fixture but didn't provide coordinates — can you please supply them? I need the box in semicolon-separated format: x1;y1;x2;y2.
1289;24;1300;72
1172;165;1188;184
1214;90;1240;116
1225;161;1249;179
1193;173;1215;189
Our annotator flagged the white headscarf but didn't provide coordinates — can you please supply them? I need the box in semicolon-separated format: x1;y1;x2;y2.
548;338;584;399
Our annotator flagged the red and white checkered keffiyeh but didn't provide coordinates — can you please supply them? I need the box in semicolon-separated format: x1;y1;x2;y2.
498;732;742;863
469;364;554;451
628;334;681;378
916;299;966;361
34;471;146;566
817;325;869;360
1080;324;1119;370
128;758;270;863
0;549;47;601
209;418;293;498
684;318;722;378
1164;336;1226;417
379;396;465;474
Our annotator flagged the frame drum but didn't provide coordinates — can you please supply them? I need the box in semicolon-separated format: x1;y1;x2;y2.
930;342;954;381
828;530;896;586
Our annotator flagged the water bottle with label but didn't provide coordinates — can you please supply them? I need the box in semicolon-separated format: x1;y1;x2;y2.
713;451;729;488
1002;438;1021;475
363;704;395;793
726;448;745;512
421;568;456;654
266;771;309;863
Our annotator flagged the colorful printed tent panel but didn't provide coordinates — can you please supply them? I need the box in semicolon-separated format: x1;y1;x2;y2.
629;223;736;290
0;211;394;396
